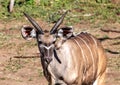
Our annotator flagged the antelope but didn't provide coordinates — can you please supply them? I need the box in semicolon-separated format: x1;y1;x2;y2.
21;11;107;85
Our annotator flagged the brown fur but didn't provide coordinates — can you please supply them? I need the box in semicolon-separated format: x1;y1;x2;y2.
61;32;107;85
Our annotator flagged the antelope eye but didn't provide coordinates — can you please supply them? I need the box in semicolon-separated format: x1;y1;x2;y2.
53;37;56;43
52;40;56;44
53;41;55;44
38;40;43;44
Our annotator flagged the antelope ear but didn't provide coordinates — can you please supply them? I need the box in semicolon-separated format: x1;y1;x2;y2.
57;26;73;40
21;25;36;40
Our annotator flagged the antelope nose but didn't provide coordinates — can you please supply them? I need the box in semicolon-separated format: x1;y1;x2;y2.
44;57;52;64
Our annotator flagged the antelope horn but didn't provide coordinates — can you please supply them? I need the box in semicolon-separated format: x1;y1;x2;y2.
23;12;44;34
50;11;68;34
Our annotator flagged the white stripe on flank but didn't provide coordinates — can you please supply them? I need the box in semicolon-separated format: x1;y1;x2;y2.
90;36;98;49
90;35;98;77
76;36;88;68
73;38;87;80
77;36;95;78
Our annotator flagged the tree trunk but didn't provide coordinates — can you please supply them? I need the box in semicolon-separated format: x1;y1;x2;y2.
9;0;15;12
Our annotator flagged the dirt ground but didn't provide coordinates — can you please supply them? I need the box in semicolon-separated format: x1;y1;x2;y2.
0;19;120;85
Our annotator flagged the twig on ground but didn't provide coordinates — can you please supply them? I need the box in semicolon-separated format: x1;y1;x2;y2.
101;28;120;33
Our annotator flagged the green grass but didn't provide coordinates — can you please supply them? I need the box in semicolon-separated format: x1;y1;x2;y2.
0;0;120;25
4;58;24;73
0;32;12;48
38;68;44;77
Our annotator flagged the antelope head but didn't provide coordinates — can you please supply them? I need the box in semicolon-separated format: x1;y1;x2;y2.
21;11;73;63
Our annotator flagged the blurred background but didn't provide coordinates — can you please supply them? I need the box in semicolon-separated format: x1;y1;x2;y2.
0;0;120;85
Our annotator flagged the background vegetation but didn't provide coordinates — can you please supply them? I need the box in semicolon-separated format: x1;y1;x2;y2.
0;0;120;25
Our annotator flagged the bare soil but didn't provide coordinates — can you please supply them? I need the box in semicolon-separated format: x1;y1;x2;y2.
0;19;120;85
